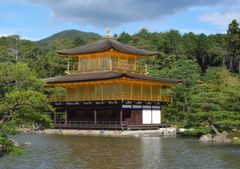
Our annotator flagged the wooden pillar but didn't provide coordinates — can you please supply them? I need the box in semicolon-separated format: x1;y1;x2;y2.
150;85;153;101
94;109;97;125
130;82;133;100
134;58;136;71
101;85;103;101
53;112;57;125
94;83;97;100
121;81;124;101
120;109;123;123
64;110;68;124
110;59;112;71
67;58;70;71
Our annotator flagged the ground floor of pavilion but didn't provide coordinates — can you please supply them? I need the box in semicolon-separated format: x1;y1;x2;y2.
51;101;169;130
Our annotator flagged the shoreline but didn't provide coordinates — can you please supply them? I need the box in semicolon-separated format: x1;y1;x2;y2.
19;128;177;137
18;128;240;144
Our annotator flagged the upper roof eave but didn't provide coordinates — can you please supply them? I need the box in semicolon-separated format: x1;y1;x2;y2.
57;38;157;56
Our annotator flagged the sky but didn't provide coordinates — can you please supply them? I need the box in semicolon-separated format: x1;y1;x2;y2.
0;0;239;40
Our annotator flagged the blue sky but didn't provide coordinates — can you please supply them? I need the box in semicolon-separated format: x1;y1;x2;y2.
0;0;239;40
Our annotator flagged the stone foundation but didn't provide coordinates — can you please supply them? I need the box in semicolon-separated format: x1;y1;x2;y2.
38;128;176;137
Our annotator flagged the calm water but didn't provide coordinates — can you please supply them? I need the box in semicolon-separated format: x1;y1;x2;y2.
0;134;239;169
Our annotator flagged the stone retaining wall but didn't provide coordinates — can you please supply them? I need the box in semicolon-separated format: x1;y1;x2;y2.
39;128;176;137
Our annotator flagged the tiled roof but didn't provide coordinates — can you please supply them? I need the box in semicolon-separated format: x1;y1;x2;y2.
58;38;157;56
44;72;182;84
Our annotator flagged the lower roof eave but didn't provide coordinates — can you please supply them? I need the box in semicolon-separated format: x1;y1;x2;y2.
43;72;182;85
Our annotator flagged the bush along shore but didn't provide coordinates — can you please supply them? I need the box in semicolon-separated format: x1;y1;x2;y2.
178;127;240;144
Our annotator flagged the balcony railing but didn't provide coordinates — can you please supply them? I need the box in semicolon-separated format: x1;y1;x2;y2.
67;60;147;75
54;121;170;130
49;94;173;103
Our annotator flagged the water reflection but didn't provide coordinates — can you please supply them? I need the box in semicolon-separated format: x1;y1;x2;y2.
0;134;239;169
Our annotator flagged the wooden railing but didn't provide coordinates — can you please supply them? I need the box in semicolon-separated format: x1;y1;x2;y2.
68;60;147;75
54;121;170;130
49;94;173;103
54;121;127;130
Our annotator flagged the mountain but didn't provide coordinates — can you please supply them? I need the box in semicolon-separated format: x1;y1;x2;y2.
35;29;101;50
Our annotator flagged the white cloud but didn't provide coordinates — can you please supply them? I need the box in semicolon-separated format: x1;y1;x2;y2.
0;29;17;37
199;1;240;29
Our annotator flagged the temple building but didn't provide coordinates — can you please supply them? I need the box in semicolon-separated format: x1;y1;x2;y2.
44;35;181;130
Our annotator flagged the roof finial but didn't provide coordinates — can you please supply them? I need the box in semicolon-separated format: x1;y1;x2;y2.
103;27;113;38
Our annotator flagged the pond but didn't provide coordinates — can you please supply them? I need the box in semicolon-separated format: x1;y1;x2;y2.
0;134;239;169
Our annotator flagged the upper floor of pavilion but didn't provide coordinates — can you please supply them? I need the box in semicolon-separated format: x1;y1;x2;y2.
58;36;157;75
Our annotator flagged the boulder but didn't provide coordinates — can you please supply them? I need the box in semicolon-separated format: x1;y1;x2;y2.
23;142;32;146
199;134;212;142
8;139;19;147
212;131;231;143
134;134;140;137
232;137;240;144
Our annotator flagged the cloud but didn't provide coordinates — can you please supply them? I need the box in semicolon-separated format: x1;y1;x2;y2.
199;2;240;29
23;0;232;27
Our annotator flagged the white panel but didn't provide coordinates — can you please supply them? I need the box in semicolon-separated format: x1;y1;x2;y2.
143;110;151;124
152;110;161;124
142;110;151;124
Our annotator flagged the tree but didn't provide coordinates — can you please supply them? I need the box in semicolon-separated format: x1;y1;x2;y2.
73;37;86;47
182;32;198;60
7;35;20;62
0;63;53;157
0;36;20;63
36;50;67;78
118;32;132;43
187;67;240;132
153;59;201;125
135;28;151;39
225;19;240;73
207;47;225;66
162;30;182;55
195;34;210;72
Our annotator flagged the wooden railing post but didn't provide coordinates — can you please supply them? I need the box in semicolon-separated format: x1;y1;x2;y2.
64;110;68;125
53;112;56;127
94;109;97;125
67;58;70;71
109;59;112;71
120;109;123;124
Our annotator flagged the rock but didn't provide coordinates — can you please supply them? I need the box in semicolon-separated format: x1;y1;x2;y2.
34;130;43;134
232;137;240;144
178;128;186;132
200;132;232;143
212;132;231;143
8;139;19;147
100;130;104;135
160;128;177;137
199;134;212;142
23;142;32;146
232;129;238;132
233;137;239;140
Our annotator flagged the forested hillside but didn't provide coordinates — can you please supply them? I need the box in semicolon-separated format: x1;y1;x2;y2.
35;29;100;51
0;19;239;135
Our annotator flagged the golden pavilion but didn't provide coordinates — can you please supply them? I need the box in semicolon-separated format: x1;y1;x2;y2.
44;35;181;130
